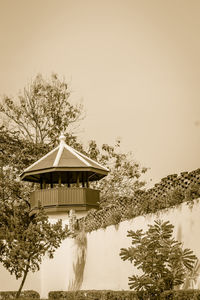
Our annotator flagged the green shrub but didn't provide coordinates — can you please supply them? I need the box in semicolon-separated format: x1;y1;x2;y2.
0;290;39;299
106;211;122;226
160;290;200;300
48;290;139;300
185;183;200;202
49;290;200;300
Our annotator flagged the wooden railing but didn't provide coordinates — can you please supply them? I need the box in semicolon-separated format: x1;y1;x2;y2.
30;187;100;213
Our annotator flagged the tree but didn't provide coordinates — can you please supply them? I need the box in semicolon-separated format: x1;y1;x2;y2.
0;124;69;299
87;140;147;207
120;220;197;299
0;125;51;209
0;75;75;298
0;125;51;170
0;133;70;299
0;73;84;209
0;73;83;147
0;73;147;208
0;200;69;299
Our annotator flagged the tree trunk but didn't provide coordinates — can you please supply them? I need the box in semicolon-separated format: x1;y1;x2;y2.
16;263;29;299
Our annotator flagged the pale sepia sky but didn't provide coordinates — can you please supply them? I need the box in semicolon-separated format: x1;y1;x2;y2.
0;0;199;186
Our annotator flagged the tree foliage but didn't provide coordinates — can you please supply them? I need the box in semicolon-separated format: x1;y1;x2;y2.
120;220;197;299
0;73;83;147
0;164;69;299
0;200;69;298
0;125;50;172
87;140;147;207
0;127;69;298
0;74;77;298
0;73;84;206
0;125;51;210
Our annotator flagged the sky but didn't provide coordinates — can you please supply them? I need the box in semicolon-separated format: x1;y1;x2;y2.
0;0;199;186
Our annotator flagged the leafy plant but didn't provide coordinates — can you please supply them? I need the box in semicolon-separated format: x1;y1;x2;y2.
0;73;83;147
88;140;147;207
182;259;200;289
0;201;69;299
166;188;185;206
185;183;200;203
160;289;200;299
120;220;197;300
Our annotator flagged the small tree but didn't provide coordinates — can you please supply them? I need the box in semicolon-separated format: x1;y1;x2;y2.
120;220;197;299
0;201;69;299
0;73;83;147
87;139;147;207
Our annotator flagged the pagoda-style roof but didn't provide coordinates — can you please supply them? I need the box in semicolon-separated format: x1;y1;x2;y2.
20;134;109;184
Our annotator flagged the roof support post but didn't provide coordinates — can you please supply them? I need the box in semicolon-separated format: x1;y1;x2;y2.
58;174;62;187
42;178;46;189
86;174;89;188
82;172;85;188
50;173;53;188
66;173;70;187
76;172;80;187
40;177;43;189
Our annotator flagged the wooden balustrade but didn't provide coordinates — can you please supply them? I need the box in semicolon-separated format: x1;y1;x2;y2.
29;187;100;214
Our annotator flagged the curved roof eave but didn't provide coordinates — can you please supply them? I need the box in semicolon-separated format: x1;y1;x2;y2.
20;166;108;180
20;134;109;182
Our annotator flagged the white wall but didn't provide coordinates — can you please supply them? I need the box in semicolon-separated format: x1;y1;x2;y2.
0;266;41;294
1;199;200;298
81;199;200;290
40;238;75;297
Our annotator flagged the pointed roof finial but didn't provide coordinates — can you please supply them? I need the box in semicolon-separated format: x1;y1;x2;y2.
59;132;66;144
